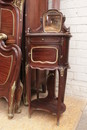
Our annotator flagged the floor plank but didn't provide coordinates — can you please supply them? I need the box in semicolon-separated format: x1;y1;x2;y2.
76;103;87;130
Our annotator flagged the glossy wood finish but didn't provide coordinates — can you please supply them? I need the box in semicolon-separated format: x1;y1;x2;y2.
26;9;71;124
0;40;21;118
25;0;48;31
23;0;48;105
0;1;25;116
0;1;24;47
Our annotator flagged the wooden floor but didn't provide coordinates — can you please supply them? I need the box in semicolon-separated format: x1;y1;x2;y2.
76;103;87;130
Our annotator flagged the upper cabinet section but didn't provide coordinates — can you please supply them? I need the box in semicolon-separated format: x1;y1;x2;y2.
43;10;62;32
27;9;70;34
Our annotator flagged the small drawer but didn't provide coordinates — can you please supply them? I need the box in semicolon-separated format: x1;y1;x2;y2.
30;37;61;43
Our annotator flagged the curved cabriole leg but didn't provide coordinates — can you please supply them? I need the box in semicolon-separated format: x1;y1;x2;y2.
15;81;23;113
47;70;55;99
8;81;16;119
61;69;67;103
57;67;65;125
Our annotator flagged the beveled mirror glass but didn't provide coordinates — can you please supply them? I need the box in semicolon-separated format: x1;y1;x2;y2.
43;10;62;32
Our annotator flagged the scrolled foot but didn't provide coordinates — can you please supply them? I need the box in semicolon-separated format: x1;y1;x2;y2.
8;111;14;119
8;106;14;119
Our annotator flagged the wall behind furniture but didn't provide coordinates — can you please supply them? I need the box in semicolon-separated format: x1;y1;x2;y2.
49;0;87;98
60;0;87;98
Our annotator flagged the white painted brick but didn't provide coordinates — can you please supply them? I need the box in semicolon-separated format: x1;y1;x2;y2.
69;57;76;64
61;7;87;18
69;49;77;57
68;25;87;33
72;33;87;41
77;25;87;33
67;79;87;87
60;0;87;9
74;73;87;82
76;58;87;65
67;71;74;79
69;49;87;58
66;17;87;25
75;41;87;50
69;41;76;49
70;25;77;33
70;65;87;73
69;41;87;50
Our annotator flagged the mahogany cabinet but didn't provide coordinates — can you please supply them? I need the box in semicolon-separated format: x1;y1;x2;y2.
23;0;48;105
25;9;71;124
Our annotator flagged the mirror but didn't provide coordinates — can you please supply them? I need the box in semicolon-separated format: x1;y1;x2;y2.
43;10;62;32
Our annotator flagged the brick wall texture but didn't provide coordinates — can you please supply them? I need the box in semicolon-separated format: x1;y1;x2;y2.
49;0;87;98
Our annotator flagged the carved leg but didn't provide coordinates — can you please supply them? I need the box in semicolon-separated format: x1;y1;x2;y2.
61;69;67;102
23;93;29;106
42;83;46;93
57;67;65;125
26;64;31;118
8;81;16;119
41;70;47;93
36;69;40;99
47;70;56;99
23;65;29;106
15;81;23;113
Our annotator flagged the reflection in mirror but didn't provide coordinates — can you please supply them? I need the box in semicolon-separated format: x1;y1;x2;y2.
43;10;62;32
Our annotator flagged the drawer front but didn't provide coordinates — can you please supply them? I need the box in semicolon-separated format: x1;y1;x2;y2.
30;46;58;65
30;37;61;43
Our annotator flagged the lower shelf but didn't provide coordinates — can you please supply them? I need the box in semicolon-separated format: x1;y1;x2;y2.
31;97;66;114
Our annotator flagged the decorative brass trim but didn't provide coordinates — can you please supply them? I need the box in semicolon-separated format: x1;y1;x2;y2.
0;33;7;40
0;53;13;85
12;0;24;12
1;8;14;36
59;67;65;77
8;81;16;119
31;46;58;64
20;81;23;91
15;81;23;113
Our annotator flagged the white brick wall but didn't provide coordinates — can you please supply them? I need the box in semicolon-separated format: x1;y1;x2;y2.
60;0;87;98
48;0;87;98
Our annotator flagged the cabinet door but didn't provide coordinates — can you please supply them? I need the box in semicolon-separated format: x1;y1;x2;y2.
25;0;48;30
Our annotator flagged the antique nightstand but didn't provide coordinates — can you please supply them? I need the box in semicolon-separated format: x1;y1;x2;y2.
25;9;71;125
